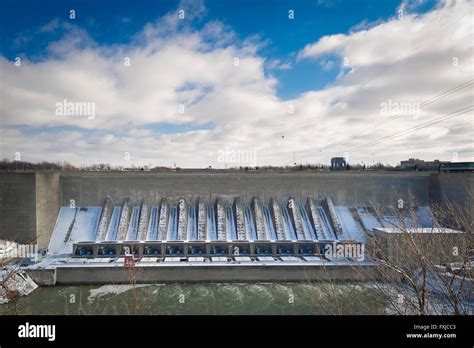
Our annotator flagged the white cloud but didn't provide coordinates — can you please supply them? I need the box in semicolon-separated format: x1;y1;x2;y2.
298;34;346;61
267;59;292;71
39;18;60;33
398;0;430;13
1;0;472;167
299;1;472;69
320;60;335;71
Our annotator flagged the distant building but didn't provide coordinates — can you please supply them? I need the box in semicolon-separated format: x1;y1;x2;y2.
400;158;449;171
440;162;474;172
330;157;347;171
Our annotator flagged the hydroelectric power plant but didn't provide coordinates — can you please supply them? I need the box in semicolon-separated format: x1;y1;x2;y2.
0;171;471;285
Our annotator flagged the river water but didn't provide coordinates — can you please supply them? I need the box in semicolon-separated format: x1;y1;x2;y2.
0;282;386;315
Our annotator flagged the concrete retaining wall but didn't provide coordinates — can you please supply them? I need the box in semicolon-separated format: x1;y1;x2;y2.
51;264;376;285
26;268;57;286
371;229;468;267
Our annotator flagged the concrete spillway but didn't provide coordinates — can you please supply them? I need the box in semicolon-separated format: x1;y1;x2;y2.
262;205;277;240
299;203;316;240
233;198;247;240
126;205;140;240
324;197;343;238
306;198;325;240
147;205;159;240
207;205;217;240
225;204;237;240
269;198;285;240
216;199;227;241
177;199;187;240
167;205;178;240
288;198;305;240
187;205;197;240
137;198;150;241
105;206;121;241
47;195;438;255
157;201;168;241
244;204;257;240
116;198;132;241
252;198;266;240
280;205;296;240
197;198;207;240
95;196;112;241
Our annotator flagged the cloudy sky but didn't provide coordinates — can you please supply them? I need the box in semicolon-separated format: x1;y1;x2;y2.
0;0;472;168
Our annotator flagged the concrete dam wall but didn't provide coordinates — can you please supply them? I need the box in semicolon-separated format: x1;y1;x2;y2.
59;172;433;207
0;172;37;244
0;172;59;247
430;173;474;216
1;171;471;249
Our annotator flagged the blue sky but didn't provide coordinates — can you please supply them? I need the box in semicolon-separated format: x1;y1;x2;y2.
0;0;471;167
1;0;438;99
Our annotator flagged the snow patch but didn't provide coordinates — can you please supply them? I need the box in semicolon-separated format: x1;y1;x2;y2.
87;284;149;304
